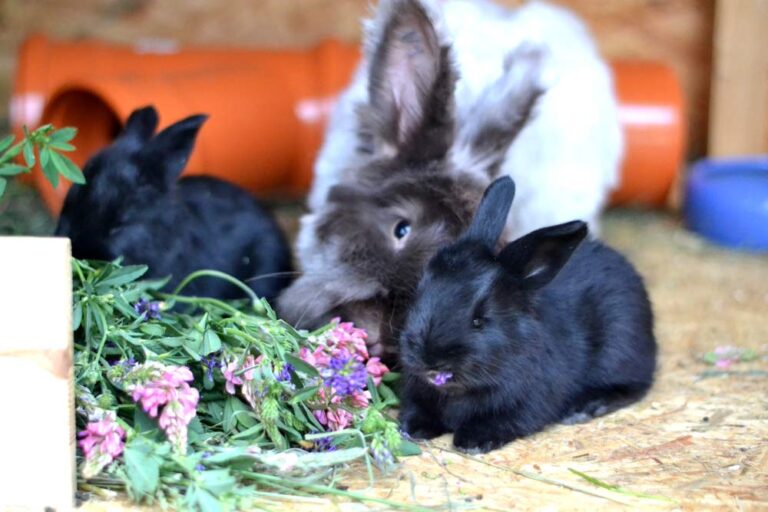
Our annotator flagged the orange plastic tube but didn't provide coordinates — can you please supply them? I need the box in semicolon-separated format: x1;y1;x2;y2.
11;35;685;214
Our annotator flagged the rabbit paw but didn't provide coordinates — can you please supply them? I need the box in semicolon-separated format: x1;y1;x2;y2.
452;427;513;454
400;409;447;441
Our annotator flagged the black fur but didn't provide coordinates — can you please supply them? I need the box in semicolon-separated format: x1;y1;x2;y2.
399;177;657;453
55;105;293;302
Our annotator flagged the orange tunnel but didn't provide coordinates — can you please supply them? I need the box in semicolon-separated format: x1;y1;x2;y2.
11;35;685;214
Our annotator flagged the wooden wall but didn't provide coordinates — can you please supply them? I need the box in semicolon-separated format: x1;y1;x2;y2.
0;0;714;157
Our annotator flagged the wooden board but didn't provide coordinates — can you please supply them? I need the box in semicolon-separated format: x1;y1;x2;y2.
708;0;768;156
0;237;75;510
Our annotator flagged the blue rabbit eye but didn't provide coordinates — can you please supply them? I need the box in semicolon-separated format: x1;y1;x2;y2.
394;220;411;239
472;317;484;329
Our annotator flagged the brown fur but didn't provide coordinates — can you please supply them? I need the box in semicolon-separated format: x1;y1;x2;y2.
277;0;542;364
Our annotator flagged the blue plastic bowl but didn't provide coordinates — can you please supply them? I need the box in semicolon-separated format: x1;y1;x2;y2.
684;157;768;252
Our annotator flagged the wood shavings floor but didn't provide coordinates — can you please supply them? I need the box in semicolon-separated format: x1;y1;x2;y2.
83;208;768;511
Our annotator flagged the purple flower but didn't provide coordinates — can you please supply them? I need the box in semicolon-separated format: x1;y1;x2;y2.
323;350;367;396
134;298;162;320
200;354;219;382
433;371;453;387
276;363;294;383
195;463;205;471
313;435;337;452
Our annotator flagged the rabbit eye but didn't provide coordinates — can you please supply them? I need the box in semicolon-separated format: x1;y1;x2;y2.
472;317;484;329
393;220;411;240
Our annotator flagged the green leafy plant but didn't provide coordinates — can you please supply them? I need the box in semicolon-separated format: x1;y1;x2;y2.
73;259;419;511
0;125;84;198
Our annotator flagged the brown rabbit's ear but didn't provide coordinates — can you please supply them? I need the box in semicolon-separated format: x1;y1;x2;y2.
451;45;546;176
358;0;456;163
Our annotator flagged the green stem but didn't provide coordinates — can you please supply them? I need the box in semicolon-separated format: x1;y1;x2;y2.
171;270;259;306
241;472;434;511
160;294;242;316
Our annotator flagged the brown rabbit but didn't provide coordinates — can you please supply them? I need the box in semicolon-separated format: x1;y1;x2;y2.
278;0;546;362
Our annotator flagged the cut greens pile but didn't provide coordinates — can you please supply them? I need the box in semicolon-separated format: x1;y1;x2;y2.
72;259;419;511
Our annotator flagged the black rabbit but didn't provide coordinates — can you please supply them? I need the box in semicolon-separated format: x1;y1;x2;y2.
55;106;293;302
398;176;657;453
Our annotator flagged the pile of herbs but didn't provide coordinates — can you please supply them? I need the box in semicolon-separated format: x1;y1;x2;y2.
72;260;419;511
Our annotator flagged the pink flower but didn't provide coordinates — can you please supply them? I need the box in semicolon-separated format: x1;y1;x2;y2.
328;318;369;361
349;390;370;408
223;359;244;394
78;411;125;478
241;354;263;382
327;408;354;431
715;358;736;369
313;409;328;426
157;384;199;453
124;362;199;454
365;357;389;386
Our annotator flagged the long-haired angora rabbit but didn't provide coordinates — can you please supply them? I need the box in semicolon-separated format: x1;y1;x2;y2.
279;0;623;360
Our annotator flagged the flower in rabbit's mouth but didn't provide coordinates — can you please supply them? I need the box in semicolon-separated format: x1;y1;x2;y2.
427;371;453;387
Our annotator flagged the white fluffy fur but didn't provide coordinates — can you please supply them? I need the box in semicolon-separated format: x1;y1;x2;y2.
307;0;622;239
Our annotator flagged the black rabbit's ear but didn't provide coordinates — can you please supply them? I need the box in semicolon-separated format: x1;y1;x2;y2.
357;0;456;163
142;114;208;183
464;176;516;249
123;106;159;142
498;220;587;289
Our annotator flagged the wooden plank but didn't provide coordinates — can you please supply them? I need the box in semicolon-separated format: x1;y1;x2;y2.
0;237;74;510
708;0;768;156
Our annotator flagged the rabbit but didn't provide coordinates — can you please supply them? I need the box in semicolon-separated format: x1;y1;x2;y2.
278;0;622;363
397;176;656;453
54;105;293;302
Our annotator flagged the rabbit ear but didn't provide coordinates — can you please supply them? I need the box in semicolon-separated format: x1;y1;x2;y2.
451;45;546;176
142;114;208;184
498;220;587;289
122;106;159;143
464;176;516;249
358;0;456;162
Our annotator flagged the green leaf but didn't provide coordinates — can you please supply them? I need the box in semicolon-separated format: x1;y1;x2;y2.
284;353;319;378
223;396;254;432
200;469;236;496
50;127;77;143
0;134;14;153
289;385;319;404
381;371;401;384
72;302;83;331
397;440;422;456
41;155;59;188
132;407;163;439
0;143;23;163
377;382;399;406
48;141;75;152
0;177;5;197
50;151;85;184
40;147;51;168
0;164;29;176
202;330;222;355
230;423;263;441
22;140;35;167
139;323;165;337
123;438;163;499
97;265;148;288
194;488;222;512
